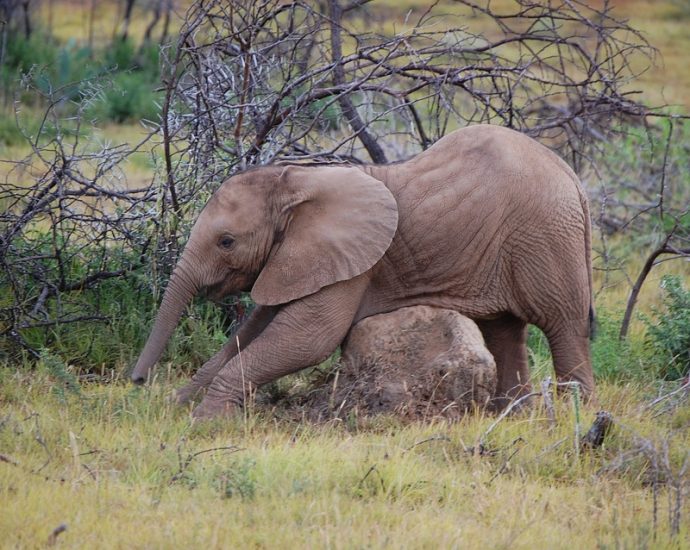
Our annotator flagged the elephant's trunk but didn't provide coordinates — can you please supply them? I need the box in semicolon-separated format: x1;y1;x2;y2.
131;258;198;384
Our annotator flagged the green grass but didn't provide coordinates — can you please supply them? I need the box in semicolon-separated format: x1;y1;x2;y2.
1;364;688;548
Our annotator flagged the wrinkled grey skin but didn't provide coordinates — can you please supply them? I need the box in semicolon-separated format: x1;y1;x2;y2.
131;125;595;418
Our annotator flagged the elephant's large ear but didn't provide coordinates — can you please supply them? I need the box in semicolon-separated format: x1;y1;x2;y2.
251;165;398;306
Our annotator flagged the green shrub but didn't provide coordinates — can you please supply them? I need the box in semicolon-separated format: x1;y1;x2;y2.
14;39;97;102
103;38;160;76
2;31;58;72
590;311;650;381
89;72;161;123
644;275;690;380
0;115;25;147
2;33;161;123
216;459;258;499
38;349;81;401
105;38;138;71
2;231;228;374
135;41;161;76
17;273;228;376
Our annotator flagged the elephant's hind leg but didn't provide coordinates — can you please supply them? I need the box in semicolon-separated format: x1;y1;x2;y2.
543;320;595;401
476;315;530;410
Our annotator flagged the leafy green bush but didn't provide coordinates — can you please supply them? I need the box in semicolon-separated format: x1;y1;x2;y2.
2;32;161;123
644;275;690;380
0;115;25;146
17;273;228;376
105;38;138;71
2;31;58;72
1;228;227;374
87;71;161;123
590;311;650;381
4;35;97;103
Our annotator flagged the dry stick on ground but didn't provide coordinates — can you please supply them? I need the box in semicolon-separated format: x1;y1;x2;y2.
540;376;556;428
0;454;19;466
478;382;614;453
580;411;614;451
487;437;527;485
598;423;688;540
647;379;690;416
403;435;451;454
46;524;67;546
356;464;386;494
476;391;541;450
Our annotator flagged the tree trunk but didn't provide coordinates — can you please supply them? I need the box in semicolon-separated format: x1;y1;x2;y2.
159;0;171;45
143;0;162;43
21;0;31;38
88;0;96;53
328;0;387;164
120;0;136;41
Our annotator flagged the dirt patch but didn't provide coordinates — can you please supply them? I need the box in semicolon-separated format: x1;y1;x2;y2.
283;306;496;422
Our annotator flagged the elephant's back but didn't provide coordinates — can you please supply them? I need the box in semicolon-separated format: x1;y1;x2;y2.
360;125;588;316
376;125;585;229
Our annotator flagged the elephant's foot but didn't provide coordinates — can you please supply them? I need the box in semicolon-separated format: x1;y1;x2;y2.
489;382;534;413
490;393;533;414
191;396;239;419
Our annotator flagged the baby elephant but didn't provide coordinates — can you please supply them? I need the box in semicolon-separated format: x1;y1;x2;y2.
131;125;595;418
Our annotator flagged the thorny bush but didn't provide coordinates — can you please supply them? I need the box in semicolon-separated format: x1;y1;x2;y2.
0;0;683;369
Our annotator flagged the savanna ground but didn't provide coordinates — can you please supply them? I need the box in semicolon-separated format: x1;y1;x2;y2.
1;0;690;548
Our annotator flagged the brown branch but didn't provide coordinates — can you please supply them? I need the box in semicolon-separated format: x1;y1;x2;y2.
328;0;387;163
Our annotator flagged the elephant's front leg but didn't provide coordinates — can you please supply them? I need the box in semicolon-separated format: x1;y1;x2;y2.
192;274;370;418
175;305;278;405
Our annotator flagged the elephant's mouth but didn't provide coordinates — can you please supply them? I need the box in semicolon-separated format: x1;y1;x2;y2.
203;281;235;303
203;272;256;302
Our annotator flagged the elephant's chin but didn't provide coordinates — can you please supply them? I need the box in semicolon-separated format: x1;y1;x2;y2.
204;272;256;302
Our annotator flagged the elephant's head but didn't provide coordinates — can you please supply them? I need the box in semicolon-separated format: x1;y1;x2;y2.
130;165;398;384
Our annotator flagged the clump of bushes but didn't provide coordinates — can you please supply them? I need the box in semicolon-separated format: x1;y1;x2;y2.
527;309;647;383
90;72;162;123
1;241;229;375
0;115;27;146
1;31;161;124
644;275;690;380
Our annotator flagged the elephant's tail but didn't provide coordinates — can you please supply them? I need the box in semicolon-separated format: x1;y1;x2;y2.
579;179;596;342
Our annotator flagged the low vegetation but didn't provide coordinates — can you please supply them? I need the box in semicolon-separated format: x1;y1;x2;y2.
0;364;688;547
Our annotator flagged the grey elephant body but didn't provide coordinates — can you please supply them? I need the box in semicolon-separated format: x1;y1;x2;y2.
132;125;594;417
359;127;591;324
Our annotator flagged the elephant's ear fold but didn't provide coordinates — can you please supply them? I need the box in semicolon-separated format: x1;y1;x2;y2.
251;165;398;306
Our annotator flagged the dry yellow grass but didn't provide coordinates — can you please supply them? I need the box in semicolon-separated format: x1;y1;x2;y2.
1;366;688;549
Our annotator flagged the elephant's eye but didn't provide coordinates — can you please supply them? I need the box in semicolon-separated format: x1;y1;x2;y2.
218;236;235;249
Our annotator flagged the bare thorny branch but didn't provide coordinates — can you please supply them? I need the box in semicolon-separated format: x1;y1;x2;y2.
0;77;159;358
162;0;656;187
1;0;682;362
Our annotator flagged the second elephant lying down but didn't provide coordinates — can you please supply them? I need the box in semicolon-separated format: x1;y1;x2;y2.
131;124;595;418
